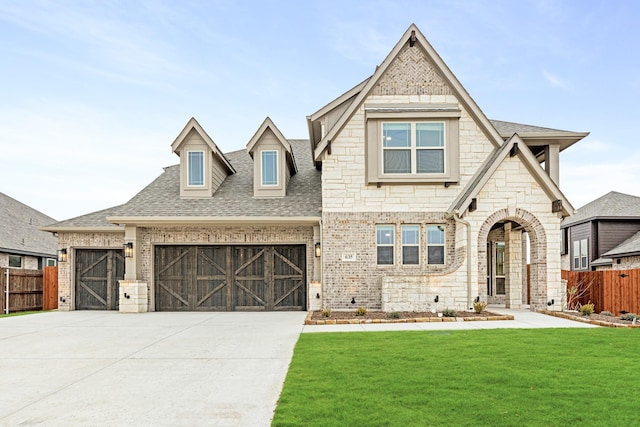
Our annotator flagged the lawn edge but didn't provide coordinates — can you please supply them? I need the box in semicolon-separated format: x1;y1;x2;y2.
538;309;640;328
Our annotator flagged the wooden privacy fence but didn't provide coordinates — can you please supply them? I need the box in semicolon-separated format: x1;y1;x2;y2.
1;267;58;314
562;269;640;315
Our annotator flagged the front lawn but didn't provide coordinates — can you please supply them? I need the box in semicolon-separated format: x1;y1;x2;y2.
273;329;640;426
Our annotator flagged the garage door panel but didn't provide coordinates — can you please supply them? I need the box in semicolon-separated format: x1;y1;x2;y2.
155;245;306;311
75;249;123;310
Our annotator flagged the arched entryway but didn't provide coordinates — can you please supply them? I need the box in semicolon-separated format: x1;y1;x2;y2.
478;208;547;309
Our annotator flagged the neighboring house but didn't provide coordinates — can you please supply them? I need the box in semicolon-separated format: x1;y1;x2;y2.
0;192;57;269
43;25;587;313
560;191;640;271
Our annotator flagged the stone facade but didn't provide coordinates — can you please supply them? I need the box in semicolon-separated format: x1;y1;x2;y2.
322;211;463;310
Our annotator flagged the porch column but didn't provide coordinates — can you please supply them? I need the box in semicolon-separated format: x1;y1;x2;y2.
120;225;148;313
309;224;322;311
505;223;523;308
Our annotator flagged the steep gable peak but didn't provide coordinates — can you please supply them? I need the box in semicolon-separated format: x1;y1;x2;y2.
171;117;235;175
312;23;504;161
246;117;297;176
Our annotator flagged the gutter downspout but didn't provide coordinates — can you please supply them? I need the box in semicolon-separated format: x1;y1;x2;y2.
448;211;473;310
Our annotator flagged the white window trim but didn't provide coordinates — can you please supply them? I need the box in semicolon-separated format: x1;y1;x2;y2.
381;121;446;175
573;239;588;270
376;225;395;266
260;150;279;187
401;224;420;265
426;225;446;265
46;258;57;267
187;150;205;187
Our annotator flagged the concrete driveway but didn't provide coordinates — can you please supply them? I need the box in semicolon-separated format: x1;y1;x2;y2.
0;311;307;426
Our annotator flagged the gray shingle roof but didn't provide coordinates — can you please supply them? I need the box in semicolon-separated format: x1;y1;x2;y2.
489;120;571;135
562;191;640;227
0;192;57;256
603;230;640;258
48;139;321;228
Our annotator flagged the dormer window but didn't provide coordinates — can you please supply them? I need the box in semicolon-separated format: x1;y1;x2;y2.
261;150;278;186
187;151;205;186
382;122;445;174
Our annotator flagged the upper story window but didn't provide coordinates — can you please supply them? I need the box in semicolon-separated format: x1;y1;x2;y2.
8;255;22;268
187;151;204;186
261;150;278;186
382;122;444;174
365;104;460;185
573;239;588;270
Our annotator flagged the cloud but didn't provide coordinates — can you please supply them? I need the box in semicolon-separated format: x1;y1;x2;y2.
542;69;568;88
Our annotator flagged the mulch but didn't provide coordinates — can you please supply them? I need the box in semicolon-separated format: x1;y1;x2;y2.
306;309;512;325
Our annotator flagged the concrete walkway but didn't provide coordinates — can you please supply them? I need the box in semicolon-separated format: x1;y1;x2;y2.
0;311;307;427
0;308;595;426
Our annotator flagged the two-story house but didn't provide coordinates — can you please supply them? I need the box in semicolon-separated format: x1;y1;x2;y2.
561;191;640;271
44;25;587;312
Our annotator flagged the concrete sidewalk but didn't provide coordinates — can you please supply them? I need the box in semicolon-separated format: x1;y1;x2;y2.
0;311;307;427
301;307;599;333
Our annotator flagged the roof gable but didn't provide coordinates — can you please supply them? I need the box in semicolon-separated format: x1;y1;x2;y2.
0;192;58;256
449;134;573;217
246;117;297;175
171;117;235;175
562;191;640;227
312;24;504;161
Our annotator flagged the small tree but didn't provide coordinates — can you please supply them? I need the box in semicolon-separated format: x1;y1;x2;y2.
565;277;593;311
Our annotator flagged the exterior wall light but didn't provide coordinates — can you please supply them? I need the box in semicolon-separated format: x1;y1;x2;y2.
124;242;134;258
57;248;68;263
315;242;321;258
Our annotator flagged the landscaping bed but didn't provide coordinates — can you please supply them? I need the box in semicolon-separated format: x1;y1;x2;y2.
540;310;640;328
305;309;513;325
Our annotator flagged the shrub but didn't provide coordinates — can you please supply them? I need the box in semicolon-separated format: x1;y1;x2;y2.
320;307;331;318
442;308;456;317
600;311;613;317
355;307;367;316
620;313;638;321
387;311;401;319
579;302;595;316
473;301;488;314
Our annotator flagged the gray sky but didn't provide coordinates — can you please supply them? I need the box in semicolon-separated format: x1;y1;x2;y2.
1;0;638;221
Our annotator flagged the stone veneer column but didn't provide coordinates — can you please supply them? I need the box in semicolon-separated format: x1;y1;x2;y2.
120;225;148;312
119;280;148;313
505;223;523;309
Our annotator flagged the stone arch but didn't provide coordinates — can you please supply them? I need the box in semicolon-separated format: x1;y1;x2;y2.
477;208;547;310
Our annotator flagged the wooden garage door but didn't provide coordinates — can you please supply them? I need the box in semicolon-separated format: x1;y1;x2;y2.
154;245;306;311
75;249;124;310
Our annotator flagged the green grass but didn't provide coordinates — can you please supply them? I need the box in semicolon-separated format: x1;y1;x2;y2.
273;329;640;426
0;310;49;318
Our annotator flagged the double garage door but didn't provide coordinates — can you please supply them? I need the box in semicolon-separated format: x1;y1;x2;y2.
154;245;306;311
75;245;306;311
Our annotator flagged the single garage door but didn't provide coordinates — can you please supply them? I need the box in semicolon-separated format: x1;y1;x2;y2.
154;245;306;311
75;249;125;310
